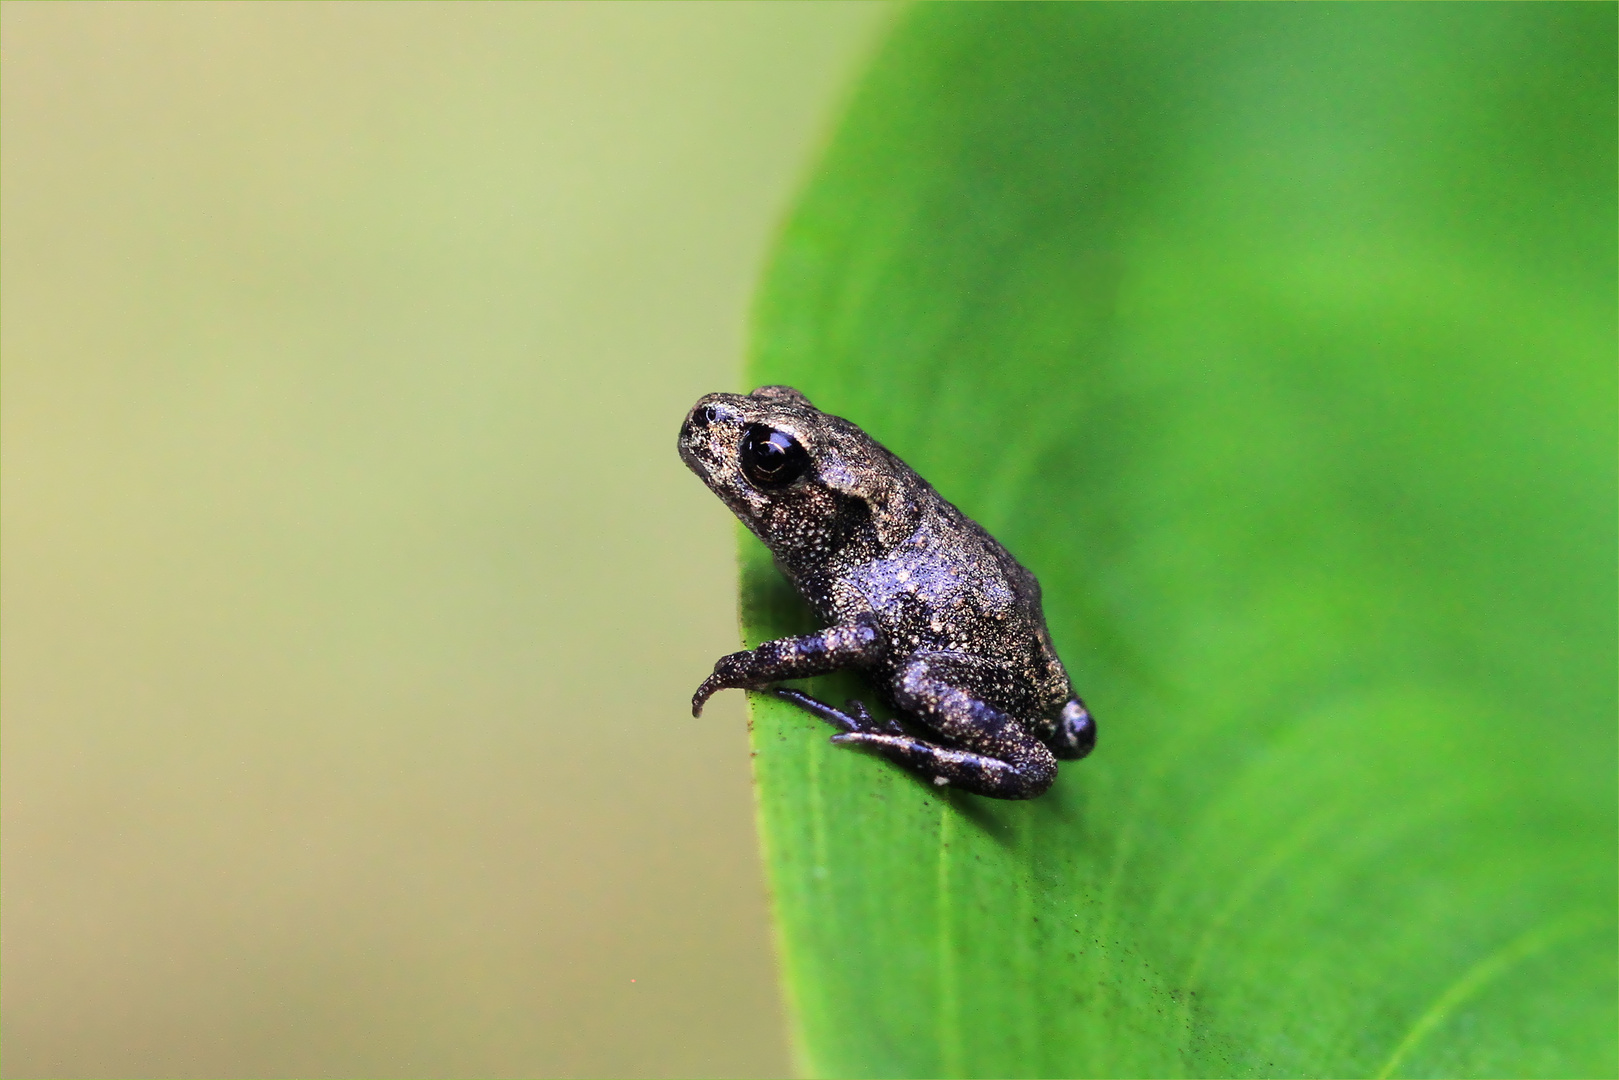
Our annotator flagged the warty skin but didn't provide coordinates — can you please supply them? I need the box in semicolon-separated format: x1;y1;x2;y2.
679;384;1094;800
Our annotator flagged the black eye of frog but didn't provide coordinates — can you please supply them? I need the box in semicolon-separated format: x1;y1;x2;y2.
741;424;810;488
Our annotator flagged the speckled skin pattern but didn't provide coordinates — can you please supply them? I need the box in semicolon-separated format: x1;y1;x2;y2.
679;385;1095;800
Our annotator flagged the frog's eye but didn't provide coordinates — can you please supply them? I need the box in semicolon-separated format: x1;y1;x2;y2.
741;424;810;489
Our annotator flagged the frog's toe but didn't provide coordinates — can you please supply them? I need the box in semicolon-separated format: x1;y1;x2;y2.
771;687;874;733
844;699;904;735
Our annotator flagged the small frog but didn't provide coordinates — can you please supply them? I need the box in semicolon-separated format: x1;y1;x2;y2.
679;385;1095;800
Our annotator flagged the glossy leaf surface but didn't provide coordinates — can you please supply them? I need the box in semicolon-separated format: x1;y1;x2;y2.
739;6;1617;1078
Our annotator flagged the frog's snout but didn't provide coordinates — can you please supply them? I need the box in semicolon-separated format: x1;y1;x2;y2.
678;402;716;448
678;394;744;478
677;404;716;476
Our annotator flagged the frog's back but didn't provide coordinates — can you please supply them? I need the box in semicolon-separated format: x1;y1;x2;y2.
934;503;1074;716
823;493;1071;717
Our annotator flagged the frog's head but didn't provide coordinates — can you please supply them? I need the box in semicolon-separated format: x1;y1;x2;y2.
679;385;922;561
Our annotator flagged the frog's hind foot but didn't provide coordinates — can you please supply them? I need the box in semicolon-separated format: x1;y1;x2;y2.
769;687;902;735
831;730;1057;800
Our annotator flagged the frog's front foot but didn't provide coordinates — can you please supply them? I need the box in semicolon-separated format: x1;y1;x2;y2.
770;687;904;735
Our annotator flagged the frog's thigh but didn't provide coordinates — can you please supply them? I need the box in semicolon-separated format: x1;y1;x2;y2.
879;656;1058;796
891;655;1023;747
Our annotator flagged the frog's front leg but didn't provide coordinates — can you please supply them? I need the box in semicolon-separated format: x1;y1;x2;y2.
691;617;881;716
832;656;1058;800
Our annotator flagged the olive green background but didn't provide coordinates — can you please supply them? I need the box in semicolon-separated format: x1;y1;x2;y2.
1;3;891;1076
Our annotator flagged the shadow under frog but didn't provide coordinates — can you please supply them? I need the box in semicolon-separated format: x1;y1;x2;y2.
680;385;1095;800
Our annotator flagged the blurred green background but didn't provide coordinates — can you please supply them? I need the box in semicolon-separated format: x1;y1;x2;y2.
1;3;891;1076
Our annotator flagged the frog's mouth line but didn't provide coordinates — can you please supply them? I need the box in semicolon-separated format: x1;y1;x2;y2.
676;438;711;477
677;439;732;491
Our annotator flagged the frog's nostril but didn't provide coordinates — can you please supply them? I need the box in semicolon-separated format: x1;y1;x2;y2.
684;404;728;442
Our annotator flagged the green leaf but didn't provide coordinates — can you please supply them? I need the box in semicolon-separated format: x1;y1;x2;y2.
738;5;1616;1078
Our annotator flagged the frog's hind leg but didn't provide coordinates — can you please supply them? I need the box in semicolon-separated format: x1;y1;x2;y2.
770;687;904;736
831;657;1058;800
